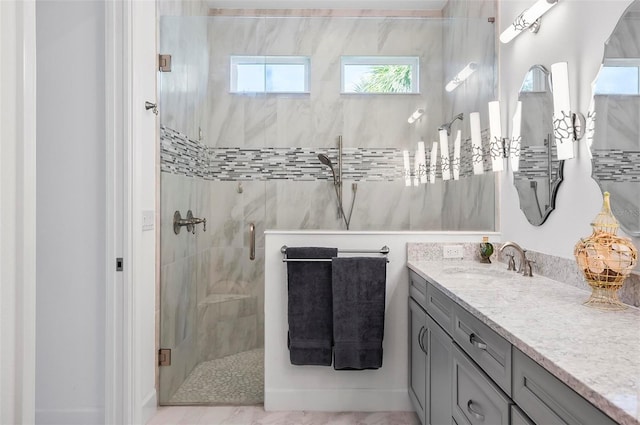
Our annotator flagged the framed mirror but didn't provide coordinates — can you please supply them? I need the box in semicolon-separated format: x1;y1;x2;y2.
513;65;563;226
588;0;640;236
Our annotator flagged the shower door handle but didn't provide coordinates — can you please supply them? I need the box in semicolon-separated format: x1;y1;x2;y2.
249;223;255;261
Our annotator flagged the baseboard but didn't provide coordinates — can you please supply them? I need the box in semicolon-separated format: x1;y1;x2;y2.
35;408;103;425
141;388;157;424
264;388;412;412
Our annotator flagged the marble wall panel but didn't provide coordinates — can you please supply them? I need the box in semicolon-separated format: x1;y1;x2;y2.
159;17;209;142
346;181;412;231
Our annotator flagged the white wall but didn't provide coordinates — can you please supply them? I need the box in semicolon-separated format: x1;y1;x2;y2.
264;231;498;412
36;1;106;423
499;0;639;259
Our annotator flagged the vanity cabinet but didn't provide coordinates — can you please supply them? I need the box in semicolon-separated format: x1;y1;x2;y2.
409;271;453;425
408;268;620;425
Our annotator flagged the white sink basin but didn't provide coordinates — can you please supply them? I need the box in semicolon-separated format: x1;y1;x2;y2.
442;266;515;281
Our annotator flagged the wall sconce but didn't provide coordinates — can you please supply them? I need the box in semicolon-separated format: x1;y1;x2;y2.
408;108;425;124
499;0;558;44
488;101;504;172
510;101;522;171
445;62;478;92
551;61;585;160
469;112;484;175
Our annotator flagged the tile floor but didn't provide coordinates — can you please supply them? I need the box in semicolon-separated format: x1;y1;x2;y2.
147;406;420;425
169;349;264;404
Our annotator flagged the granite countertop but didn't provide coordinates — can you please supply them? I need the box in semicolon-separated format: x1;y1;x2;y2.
407;260;640;425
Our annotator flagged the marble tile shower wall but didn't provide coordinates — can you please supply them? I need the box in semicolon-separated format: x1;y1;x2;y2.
158;10;496;402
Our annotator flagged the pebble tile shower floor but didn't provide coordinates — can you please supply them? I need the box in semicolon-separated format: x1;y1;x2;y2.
169;348;264;405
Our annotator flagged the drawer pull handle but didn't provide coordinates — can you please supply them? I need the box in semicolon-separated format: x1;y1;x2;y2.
469;333;487;350
467;400;485;421
418;327;428;354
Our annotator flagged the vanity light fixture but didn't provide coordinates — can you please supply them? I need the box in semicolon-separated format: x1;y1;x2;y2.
511;101;523;171
488;101;504;172
408;108;425;124
403;150;412;187
439;129;451;181
417;141;428;184
429;142;438;184
453;130;462;180
499;0;558;44
445;62;478;92
551;61;576;160
469;112;484;175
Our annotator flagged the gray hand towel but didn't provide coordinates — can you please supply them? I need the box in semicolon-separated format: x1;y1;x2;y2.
286;247;338;366
332;257;387;370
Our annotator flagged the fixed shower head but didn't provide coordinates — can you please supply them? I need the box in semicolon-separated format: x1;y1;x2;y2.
318;153;338;185
438;113;464;135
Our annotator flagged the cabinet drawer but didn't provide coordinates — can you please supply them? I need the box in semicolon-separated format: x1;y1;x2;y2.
452;303;512;395
426;282;454;335
512;348;618;425
452;344;511;425
409;270;427;309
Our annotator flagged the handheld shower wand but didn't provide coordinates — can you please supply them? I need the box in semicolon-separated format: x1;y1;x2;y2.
317;149;357;230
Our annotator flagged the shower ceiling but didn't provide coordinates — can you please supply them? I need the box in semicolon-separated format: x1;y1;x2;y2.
206;0;448;10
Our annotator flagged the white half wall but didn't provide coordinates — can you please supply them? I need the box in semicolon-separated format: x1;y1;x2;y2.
264;230;499;412
498;0;639;259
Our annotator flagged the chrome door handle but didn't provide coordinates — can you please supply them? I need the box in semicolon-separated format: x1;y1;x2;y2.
467;400;485;421
469;333;487;350
419;326;428;355
249;223;255;261
417;326;427;354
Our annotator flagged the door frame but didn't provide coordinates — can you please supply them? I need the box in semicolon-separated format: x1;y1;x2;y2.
0;1;37;423
105;0;158;423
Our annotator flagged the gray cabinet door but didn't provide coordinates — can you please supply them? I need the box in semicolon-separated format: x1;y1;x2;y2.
426;315;452;425
409;298;428;425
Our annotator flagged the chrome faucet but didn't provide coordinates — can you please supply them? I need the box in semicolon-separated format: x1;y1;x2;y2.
499;241;534;276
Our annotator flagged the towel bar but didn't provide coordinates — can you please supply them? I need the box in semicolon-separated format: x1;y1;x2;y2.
281;245;390;263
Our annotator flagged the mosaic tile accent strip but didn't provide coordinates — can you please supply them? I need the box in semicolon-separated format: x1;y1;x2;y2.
513;144;561;181
168;348;264;405
161;126;496;182
592;150;640;182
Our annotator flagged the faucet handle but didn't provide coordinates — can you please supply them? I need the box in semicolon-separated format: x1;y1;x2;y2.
523;259;536;277
506;254;516;271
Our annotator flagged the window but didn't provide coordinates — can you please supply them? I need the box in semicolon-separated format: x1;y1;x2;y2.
341;56;420;94
594;60;640;95
230;56;310;94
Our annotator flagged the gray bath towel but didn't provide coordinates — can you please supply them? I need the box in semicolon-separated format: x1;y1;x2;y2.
332;257;387;370
286;247;338;366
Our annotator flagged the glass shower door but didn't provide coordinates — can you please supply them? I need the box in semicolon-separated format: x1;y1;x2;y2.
158;15;267;405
